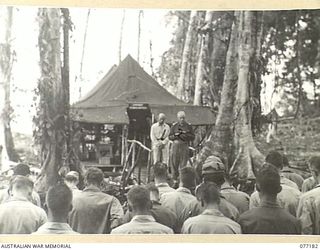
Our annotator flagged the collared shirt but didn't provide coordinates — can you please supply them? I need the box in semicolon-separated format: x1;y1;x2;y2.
111;215;173;234
302;176;317;193
181;208;241;234
218;196;240;221
121;201;178;232
69;186;124;234
281;168;304;190
239;200;301;234
296;184;320;234
160;187;201;232
249;179;301;216
156;183;175;199
0;197;47;234
169;121;195;143
0;188;41;207
34;222;79;234
220;182;250;214
150;122;170;147
280;175;299;190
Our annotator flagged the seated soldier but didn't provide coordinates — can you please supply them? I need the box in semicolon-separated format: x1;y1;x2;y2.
64;171;81;195
153;162;175;199
0;176;47;234
199;156;240;220
69;167;123;234
281;155;304;190
182;182;241;234
111;186;173;234
302;176;317;193
239;165;301;234
161;167;201;233
34;183;78;234
0;163;41;206
121;183;178;232
250;151;301;216
296;156;320;234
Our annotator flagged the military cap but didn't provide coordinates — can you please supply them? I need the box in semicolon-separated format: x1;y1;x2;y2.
202;155;225;175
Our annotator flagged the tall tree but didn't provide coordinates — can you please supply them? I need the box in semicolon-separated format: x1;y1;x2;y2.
137;10;143;63
193;11;213;105
78;9;91;99
195;12;238;176
0;6;19;171
176;10;197;101
229;11;264;182
206;12;234;108
35;8;66;191
61;8;72;169
118;9;126;64
157;11;189;92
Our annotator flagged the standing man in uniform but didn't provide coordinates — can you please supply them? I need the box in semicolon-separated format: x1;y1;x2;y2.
169;111;195;182
150;113;170;164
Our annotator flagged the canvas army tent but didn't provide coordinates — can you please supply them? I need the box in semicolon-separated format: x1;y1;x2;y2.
71;55;215;125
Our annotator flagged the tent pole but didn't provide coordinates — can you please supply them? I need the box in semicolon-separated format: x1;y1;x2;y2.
131;132;136;176
121;125;125;166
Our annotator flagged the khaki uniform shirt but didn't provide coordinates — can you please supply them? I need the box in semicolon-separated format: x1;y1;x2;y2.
239;201;301;234
250;178;301;216
0;197;47;234
69;186;124;234
302;176;317;193
181;208;241;234
221;182;250;214
281;168;304;190
34;222;79;234
296;184;320;234
161;187;201;232
0;188;41;207
156;183;175;200
111;215;173;234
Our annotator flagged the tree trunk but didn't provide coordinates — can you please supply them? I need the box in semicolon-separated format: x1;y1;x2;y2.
78;9;90;99
35;8;66;191
193;11;213;106
177;10;197;101
229;11;264;182
118;10;125;64
0;7;19;171
61;8;71;170
137;10;144;63
208;12;234;107
294;11;303;119
195;12;238;176
250;12;264;135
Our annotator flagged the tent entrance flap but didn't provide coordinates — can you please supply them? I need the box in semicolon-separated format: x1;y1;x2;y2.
127;103;152;138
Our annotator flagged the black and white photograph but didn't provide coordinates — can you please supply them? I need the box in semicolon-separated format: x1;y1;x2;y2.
0;5;319;236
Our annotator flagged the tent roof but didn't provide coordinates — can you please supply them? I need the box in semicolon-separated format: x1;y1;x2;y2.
72;55;215;125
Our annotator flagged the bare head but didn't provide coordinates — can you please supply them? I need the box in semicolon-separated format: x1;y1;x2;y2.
256;164;282;198
84;167;104;188
309;156;320;182
127;185;152;215
46;183;73;222
179;167;196;190
9;176;34;201
158;113;166;125
265;151;283;171
153;162;169;183
65;171;80;188
177;111;186;124
197;182;221;208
